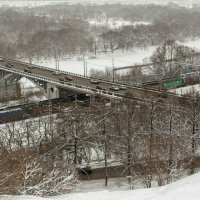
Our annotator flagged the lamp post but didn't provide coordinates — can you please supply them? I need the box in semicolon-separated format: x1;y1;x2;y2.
83;55;88;77
112;55;115;82
83;57;85;77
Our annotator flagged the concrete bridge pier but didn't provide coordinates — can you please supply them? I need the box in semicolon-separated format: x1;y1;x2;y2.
0;69;7;83
0;69;19;83
47;83;59;100
90;95;95;105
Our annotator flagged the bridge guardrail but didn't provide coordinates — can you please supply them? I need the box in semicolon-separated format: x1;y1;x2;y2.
1;57;87;79
0;65;123;99
1;56;155;89
0;57;180;99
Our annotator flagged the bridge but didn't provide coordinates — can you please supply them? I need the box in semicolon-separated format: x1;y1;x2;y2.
0;57;175;101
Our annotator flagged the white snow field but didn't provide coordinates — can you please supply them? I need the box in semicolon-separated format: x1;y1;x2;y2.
32;46;156;76
30;38;200;77
170;84;200;95
1;172;200;200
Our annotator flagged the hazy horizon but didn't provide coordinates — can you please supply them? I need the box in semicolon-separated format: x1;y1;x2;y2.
0;0;198;8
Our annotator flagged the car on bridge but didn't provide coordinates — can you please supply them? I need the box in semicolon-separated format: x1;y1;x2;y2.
24;68;31;73
5;63;13;68
96;85;102;90
27;65;34;69
64;75;72;81
109;85;120;91
90;79;100;84
53;71;61;75
59;78;65;83
119;85;127;90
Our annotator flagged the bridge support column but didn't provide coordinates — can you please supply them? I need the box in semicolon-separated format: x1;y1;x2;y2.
90;95;95;105
0;69;7;83
47;83;59;100
0;69;3;82
0;69;16;83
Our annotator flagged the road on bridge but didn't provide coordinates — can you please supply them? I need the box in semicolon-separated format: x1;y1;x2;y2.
0;58;169;100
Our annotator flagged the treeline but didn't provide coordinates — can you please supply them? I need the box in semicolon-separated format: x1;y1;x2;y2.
0;93;200;194
1;4;200;59
90;39;200;83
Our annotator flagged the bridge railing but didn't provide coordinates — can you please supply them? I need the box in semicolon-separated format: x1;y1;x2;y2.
0;56;88;79
0;58;182;100
0;56;144;88
0;65;124;99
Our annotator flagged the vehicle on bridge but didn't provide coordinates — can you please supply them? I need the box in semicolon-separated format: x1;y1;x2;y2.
53;71;61;75
24;68;32;73
110;85;120;91
96;85;104;90
5;63;13;68
27;65;34;69
119;85;127;90
64;75;72;81
90;79;100;84
59;77;65;83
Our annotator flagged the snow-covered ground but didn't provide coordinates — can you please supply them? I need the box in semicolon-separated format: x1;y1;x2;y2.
180;38;200;50
33;46;156;75
31;38;200;77
170;83;200;95
20;38;200;99
1;171;200;200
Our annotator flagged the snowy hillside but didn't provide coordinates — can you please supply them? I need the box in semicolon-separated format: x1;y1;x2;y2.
1;172;200;200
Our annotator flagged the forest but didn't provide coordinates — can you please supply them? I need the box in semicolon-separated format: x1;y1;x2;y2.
0;3;200;61
1;2;200;197
0;92;200;195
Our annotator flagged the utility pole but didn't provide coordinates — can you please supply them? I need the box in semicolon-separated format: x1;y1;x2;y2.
83;56;88;77
83;56;86;77
86;60;88;77
112;56;115;82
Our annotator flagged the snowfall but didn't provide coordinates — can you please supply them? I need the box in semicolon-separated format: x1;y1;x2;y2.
7;38;200;199
0;172;199;200
18;38;200;98
2;11;200;199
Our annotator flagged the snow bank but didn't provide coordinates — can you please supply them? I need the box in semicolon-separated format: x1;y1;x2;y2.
170;84;200;95
1;172;200;200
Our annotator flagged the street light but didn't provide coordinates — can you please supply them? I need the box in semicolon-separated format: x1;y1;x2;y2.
112;55;115;82
83;55;88;77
